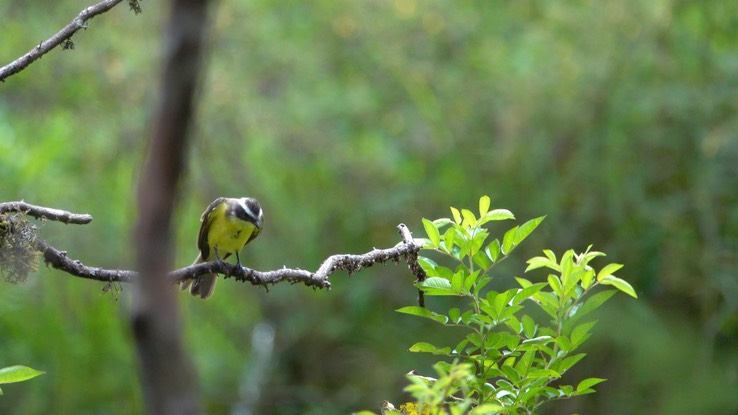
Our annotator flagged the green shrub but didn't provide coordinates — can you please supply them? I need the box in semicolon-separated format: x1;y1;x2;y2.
359;196;636;415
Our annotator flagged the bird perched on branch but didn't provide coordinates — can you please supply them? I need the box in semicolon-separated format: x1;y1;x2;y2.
182;197;264;299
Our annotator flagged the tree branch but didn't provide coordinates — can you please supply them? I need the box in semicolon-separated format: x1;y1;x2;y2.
29;222;423;291
2;203;427;294
0;201;93;224
0;0;132;82
33;237;136;283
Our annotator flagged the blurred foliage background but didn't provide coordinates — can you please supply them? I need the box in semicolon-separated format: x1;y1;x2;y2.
1;0;737;414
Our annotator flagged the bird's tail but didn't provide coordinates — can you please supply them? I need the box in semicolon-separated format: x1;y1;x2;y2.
182;253;217;300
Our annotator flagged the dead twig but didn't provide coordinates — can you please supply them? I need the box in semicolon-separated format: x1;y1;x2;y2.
0;0;138;82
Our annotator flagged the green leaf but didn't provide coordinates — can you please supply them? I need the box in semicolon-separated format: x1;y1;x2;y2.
470;404;503;414
419;238;434;249
479;195;491;217
553;353;586;373
396;306;448;324
500;364;521;383
451;270;464;293
493;289;518;315
578;247;607;264
597;263;624;282
515;350;535;377
577;377;606;392
527;369;560;379
0;366;45;384
487;239;501;263
449;307;461;323
442;227;455;253
534;292;560;319
416;277;461;296
599;275;638;298
547;274;563;297
581;267;595;289
513;215;546;247
460;310;474;325
543;249;557;263
501;225;519;255
498;304;524;322
466;332;482;347
571;321;598;347
432;218;455;228
422;218;440;248
472;250;492;269
461;209;477;228
479;208;515;225
417;256;438;276
522;314;537;338
525;256;556;272
560;250;574;286
455;338;470;354
436;266;453;281
453;226;471;259
469;229;487;257
505;314;522;333
409;342;437;353
450;206;462;224
463;270;481;293
512;283;547;305
570;290;617;322
479;303;498;320
519;385;548;404
473;275;492;296
515;276;532;288
556;335;571;352
522;335;553;345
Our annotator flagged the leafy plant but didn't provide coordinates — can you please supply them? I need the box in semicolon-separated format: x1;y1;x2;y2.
361;196;636;415
0;365;44;396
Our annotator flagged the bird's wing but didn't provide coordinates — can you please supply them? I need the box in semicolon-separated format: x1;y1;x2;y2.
197;197;227;260
245;225;262;245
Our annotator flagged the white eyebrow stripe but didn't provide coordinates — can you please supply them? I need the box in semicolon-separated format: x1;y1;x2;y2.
238;198;258;221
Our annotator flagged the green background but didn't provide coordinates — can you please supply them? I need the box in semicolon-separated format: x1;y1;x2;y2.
1;1;737;414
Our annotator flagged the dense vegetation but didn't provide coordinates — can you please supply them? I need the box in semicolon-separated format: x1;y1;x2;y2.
1;1;736;414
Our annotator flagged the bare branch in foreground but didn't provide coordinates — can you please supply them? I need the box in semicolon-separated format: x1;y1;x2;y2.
0;0;127;82
0;201;93;224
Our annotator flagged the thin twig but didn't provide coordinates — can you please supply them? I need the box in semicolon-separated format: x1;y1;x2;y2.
0;201;93;224
0;0;125;82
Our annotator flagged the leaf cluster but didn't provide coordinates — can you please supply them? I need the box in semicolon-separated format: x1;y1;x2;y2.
376;196;636;414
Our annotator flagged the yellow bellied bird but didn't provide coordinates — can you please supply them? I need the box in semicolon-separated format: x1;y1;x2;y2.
182;197;264;299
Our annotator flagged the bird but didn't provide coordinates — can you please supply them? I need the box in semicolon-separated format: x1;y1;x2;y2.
182;197;264;299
